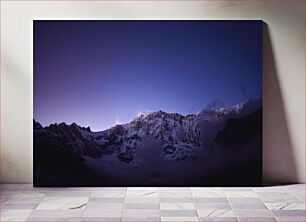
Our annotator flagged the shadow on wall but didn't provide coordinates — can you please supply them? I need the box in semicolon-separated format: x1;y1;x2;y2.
263;23;298;184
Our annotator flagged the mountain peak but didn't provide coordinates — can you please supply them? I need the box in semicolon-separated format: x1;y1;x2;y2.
58;122;67;127
71;122;79;128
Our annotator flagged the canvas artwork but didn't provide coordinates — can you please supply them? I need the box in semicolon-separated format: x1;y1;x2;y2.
34;20;262;186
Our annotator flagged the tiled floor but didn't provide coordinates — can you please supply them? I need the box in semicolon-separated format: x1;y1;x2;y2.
0;184;305;222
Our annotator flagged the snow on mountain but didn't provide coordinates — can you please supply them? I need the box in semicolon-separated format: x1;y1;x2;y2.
34;98;261;165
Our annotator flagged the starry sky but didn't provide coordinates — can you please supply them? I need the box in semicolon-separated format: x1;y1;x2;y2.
34;20;262;131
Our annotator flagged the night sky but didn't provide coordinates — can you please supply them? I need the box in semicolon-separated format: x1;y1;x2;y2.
34;20;262;131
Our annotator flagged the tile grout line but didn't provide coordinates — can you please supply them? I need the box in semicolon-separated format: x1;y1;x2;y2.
80;187;93;222
223;189;240;222
252;187;280;222
120;187;127;222
158;187;161;222
24;184;46;221
0;193;11;209
288;188;305;202
190;187;201;222
0;187;16;221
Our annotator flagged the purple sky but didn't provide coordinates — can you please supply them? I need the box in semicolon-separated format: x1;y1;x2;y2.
34;20;262;131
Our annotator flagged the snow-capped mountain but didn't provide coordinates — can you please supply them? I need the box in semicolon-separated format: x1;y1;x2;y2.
34;98;261;165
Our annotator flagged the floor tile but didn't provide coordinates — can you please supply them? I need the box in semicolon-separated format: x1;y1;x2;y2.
257;192;300;203
125;203;159;209
91;190;125;198
125;197;159;203
276;218;306;222
0;209;32;221
200;217;238;222
237;218;277;222
7;197;44;204
1;184;24;191
29;209;84;218
257;192;297;198
122;209;160;217
223;188;253;191
1;196;11;206
161;209;198;217
11;191;45;199
160;190;192;198
196;203;231;209
230;202;266;209
290;191;305;201
36;196;88;210
191;188;225;197
286;184;305;190
228;198;262;204
27;217;83;221
83;209;123;217
160;203;196;210
21;184;93;192
225;191;258;198
261;197;302;204
122;217;161;221
159;187;190;192
161;216;199;222
234;209;274;218
89;197;124;203
198;209;235;217
83;217;121;222
86;202;123;209
265;202;305;210
92;187;126;192
126;188;158;198
127;187;158;190
19;184;45;191
160;197;194;203
44;191;91;197
19;184;35;190
272;209;305;217
194;197;228;203
253;186;289;193
2;203;39;209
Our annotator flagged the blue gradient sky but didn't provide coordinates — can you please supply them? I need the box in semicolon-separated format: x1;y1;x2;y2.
34;20;262;131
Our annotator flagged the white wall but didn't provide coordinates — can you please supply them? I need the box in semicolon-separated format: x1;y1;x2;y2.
1;1;305;184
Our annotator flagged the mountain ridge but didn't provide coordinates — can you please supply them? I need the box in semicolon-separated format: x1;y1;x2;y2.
34;98;261;164
34;98;262;186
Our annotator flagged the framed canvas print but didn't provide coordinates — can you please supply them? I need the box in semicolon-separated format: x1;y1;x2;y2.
34;20;262;186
